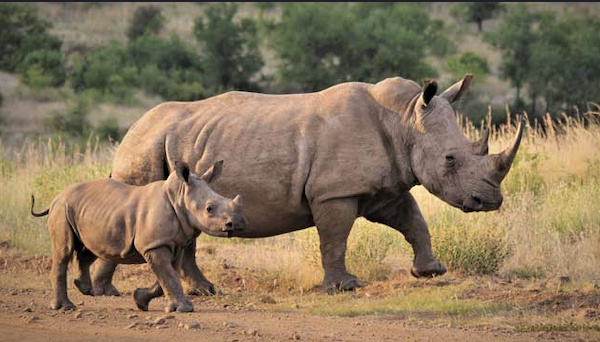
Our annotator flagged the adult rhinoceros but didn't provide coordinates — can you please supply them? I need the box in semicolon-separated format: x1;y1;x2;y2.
89;74;523;295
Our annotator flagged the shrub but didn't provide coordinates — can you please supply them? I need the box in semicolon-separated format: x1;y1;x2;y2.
95;117;122;141
0;3;65;85
433;224;511;275
193;2;263;92
19;49;66;87
126;5;165;41
45;96;91;137
446;52;490;82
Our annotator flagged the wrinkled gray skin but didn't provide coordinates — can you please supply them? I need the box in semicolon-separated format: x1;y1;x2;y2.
93;74;523;294
31;161;246;312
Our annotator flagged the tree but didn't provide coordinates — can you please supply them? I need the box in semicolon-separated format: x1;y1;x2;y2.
452;2;505;32
0;3;65;86
126;5;165;41
268;3;450;92
446;52;489;82
529;15;600;114
486;4;540;110
193;2;264;92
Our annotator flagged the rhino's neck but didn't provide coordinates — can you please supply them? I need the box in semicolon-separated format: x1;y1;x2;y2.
165;178;200;239
372;87;421;191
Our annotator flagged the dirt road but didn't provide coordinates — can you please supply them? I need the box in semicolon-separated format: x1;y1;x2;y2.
0;287;583;342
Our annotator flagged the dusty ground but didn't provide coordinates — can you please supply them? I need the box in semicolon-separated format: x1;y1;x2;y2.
0;243;598;342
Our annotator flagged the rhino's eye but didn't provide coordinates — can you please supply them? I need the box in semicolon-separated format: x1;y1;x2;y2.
445;154;456;167
206;204;214;214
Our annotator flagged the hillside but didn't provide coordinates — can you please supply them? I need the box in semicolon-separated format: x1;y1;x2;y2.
1;2;600;143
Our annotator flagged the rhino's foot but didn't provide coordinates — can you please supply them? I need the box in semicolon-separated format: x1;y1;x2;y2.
411;260;447;278
49;298;75;311
74;279;92;296
165;299;194;313
133;288;151;311
183;280;216;296
322;274;363;294
92;283;121;297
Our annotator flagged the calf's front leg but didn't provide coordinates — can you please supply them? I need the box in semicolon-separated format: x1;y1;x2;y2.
143;247;193;313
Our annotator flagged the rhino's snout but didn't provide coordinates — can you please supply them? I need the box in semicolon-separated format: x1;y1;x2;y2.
221;217;247;233
462;193;503;212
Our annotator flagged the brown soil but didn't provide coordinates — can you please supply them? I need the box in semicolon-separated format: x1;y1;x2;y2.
0;244;595;342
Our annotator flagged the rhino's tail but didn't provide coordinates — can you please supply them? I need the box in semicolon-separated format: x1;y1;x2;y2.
30;195;49;217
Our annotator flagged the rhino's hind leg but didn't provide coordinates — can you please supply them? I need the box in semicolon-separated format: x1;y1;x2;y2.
90;259;121;296
313;198;363;293
133;281;163;311
178;239;216;296
73;249;96;296
48;213;76;311
367;192;446;278
144;247;193;313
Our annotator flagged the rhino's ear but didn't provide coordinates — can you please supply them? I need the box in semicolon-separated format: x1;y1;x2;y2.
175;161;191;184
416;79;438;108
440;74;473;103
200;160;224;184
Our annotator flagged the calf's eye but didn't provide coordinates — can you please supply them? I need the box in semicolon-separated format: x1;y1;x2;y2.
206;205;214;213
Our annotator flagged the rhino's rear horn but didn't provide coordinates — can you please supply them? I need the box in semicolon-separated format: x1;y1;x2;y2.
472;127;490;155
491;119;524;182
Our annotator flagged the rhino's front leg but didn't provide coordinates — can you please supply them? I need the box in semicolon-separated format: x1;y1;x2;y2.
144;247;193;313
177;239;216;296
367;192;446;278
313;198;362;293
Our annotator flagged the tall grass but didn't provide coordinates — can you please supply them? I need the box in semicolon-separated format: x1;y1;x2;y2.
1;110;599;288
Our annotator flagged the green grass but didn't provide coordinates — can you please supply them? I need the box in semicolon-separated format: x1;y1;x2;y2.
270;284;512;318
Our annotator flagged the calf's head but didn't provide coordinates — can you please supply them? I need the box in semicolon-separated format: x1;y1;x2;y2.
409;75;523;212
173;160;246;237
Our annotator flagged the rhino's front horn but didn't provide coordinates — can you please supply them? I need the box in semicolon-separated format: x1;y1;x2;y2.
232;195;242;207
472;127;490;155
491;119;524;182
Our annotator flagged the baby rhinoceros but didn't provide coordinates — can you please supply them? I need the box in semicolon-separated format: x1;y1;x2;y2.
30;160;246;312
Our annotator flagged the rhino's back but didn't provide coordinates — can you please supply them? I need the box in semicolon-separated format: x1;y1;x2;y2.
113;83;395;237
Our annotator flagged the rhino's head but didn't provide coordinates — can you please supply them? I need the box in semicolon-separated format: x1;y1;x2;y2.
174;160;247;237
409;75;523;212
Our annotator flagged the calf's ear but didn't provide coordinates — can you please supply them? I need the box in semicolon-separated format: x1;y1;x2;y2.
440;74;473;103
175;161;191;183
200;160;224;184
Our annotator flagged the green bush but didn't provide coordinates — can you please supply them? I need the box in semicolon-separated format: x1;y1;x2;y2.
446;52;490;82
19;49;66;87
268;3;450;92
130;34;206;100
126;5;165;41
68;42;136;104
433;224;511;275
45;96;91;137
95;117;122;141
193;2;263;92
0;3;65;85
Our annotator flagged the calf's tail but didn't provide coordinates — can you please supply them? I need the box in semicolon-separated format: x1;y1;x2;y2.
30;195;49;217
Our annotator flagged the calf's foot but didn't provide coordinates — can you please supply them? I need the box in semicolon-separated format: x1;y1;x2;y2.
49;297;75;311
74;279;92;296
92;282;121;297
411;259;447;278
165;299;194;313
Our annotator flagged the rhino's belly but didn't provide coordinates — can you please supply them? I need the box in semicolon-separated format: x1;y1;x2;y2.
226;202;315;238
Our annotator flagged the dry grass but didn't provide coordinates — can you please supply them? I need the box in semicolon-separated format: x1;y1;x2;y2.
1;111;599;291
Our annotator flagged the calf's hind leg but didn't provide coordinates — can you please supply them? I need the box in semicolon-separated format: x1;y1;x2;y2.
74;249;96;296
48;214;76;310
143;247;193;313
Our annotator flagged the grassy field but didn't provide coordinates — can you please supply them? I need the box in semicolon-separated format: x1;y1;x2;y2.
1;111;599;289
